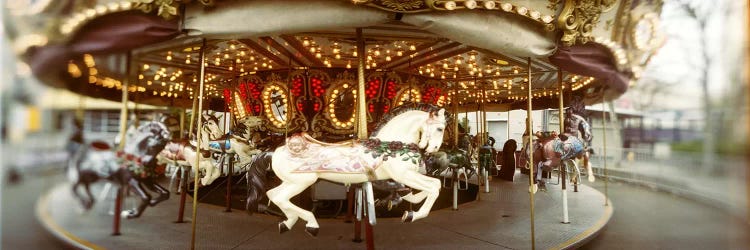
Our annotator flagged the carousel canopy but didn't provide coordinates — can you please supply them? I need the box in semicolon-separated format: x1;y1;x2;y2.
5;0;664;114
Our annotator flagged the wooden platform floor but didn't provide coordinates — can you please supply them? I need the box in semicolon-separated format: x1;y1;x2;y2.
36;172;612;249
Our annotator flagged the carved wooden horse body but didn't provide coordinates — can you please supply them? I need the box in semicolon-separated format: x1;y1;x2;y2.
68;121;172;218
246;104;447;236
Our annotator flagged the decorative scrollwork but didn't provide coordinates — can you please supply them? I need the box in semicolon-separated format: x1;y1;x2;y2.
380;0;424;11
133;0;179;20
556;0;618;46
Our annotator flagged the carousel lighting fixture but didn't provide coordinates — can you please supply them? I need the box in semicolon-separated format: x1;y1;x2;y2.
302;37;311;47
409;44;416;51
501;2;512;11
444;1;456;10
143;64;150;70
346;61;352;69
386;55;391;61
517;6;528;15
484;1;496;9
335;54;342;59
166;51;172;61
396;48;404;56
68;62;81;78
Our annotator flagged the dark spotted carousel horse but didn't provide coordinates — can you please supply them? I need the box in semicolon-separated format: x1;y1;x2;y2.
67;121;172;218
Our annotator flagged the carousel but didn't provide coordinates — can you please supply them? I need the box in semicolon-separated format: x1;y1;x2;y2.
6;0;664;249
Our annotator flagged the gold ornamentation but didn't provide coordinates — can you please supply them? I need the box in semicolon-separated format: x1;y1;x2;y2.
556;0;617;46
134;0;179;20
547;0;562;11
380;0;424;11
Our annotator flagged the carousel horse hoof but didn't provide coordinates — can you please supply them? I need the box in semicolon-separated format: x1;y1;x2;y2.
122;210;138;219
305;226;319;237
588;175;595;182
401;211;415;223
278;222;290;234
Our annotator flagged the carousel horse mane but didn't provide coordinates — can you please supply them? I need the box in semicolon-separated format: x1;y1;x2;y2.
371;103;445;136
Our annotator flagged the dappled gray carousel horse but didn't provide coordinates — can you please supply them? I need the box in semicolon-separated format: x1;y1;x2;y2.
67;121;172;218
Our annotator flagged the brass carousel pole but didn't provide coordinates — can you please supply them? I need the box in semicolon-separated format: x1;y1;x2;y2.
602;95;609;206
179;109;186;139
355;28;375;250
177;78;200;223
481;85;489;193
452;84;459;210
526;57;536;250
190;38;207;250
558;69;570;224
113;52;132;236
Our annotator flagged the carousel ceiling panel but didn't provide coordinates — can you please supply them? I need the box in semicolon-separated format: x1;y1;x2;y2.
183;0;391;38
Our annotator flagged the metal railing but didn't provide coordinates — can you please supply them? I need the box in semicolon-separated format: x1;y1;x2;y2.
587;146;748;221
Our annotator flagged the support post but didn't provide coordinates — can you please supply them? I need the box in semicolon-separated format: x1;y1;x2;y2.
355;28;374;250
179;109;186;139
602;97;609;206
225;153;234;212
526;57;536;250
190;39;207;250
481;86;489;193
558;69;570;224
176;166;190;223
112;187;122;236
113;52;132;236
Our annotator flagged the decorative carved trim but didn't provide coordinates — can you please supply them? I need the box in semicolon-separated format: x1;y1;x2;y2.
133;0;179;20
352;0;556;27
556;0;618;46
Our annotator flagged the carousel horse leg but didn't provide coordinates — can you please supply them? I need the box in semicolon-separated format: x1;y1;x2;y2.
385;169;441;222
267;180;320;236
83;182;95;209
125;178;151;218
169;164;180;193
143;179;169;206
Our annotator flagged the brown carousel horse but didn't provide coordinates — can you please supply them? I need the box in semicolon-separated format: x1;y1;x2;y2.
67;121;172;218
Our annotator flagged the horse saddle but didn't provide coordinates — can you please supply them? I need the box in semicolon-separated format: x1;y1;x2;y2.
288;133;376;174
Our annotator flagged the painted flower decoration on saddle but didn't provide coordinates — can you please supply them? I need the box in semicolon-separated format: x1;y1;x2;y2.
116;151;166;179
360;138;422;164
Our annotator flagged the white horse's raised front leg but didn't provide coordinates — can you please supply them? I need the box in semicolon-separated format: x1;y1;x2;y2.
388;169;441;222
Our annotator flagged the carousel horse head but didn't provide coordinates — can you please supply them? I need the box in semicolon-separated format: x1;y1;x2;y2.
123;121;172;164
417;109;447;153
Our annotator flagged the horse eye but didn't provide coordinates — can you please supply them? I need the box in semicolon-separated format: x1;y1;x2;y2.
436;127;444;132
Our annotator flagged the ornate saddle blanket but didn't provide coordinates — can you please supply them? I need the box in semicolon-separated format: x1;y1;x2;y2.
552;135;585;160
288;133;376;174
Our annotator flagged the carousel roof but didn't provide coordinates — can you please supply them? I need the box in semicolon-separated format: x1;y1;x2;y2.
5;0;665;112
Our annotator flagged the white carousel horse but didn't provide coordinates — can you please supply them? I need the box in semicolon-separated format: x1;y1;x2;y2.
520;112;594;193
68;121;172;218
246;104;447;236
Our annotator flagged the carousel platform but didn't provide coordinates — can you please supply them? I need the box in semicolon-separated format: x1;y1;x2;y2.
36;172;612;249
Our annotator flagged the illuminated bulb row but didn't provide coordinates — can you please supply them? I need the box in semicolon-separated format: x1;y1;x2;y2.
439;1;554;25
60;1;134;35
262;85;288;128
328;84;357;128
397;88;422;106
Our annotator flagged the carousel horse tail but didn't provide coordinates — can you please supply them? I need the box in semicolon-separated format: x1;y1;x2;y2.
246;151;273;214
